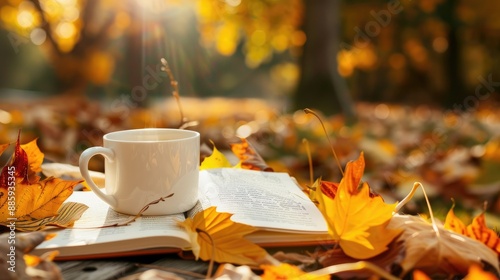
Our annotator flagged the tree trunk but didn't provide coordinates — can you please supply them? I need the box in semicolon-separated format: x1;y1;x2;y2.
293;0;356;122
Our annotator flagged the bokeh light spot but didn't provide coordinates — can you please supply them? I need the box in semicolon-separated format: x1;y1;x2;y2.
236;124;252;138
17;10;34;28
0;110;12;124
225;0;241;7
56;21;76;39
30;28;46;45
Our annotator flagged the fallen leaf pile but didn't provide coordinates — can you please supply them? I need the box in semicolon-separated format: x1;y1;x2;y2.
2;100;499;220
186;141;500;278
1;98;500;279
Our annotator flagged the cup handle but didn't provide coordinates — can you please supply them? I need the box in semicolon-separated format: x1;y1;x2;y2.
79;147;117;208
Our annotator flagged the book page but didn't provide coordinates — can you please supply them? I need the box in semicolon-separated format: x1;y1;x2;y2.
198;168;328;233
36;192;191;252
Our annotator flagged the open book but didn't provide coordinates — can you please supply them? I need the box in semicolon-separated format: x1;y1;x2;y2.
32;168;332;260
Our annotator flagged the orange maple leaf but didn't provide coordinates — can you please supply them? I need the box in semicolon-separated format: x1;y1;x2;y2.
20;138;44;183
316;152;401;259
177;206;267;265
0;136;82;224
443;201;466;235
444;204;500;255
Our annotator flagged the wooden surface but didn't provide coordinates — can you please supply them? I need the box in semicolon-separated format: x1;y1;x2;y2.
56;246;318;279
57;254;213;280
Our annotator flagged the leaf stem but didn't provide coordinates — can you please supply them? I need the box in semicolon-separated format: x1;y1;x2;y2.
303;108;344;177
196;228;216;278
302;138;314;187
394;183;420;213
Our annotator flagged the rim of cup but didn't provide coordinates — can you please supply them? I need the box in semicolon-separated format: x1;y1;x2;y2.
103;128;200;143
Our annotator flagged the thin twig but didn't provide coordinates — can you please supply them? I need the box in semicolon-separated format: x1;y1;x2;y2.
72;193;174;229
304;108;344;176
160;58;185;128
302;138;314;187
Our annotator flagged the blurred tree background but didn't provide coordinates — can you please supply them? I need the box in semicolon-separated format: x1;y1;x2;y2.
1;0;499;114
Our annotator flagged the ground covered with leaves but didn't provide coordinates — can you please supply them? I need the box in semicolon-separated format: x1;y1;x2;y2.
0;96;500;278
1;97;500;223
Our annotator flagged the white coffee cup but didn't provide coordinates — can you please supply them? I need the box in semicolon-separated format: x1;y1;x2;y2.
79;128;200;215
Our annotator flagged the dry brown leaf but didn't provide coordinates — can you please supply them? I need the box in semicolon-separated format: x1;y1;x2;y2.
0;231;62;280
389;214;500;277
230;138;273;171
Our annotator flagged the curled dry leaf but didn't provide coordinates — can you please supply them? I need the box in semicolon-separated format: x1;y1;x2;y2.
229;138;273;171
12;201;89;231
213;263;260;280
389;213;500;276
0;231;62;280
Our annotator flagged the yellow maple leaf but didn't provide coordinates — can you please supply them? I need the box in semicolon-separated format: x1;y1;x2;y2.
177;206;267;265
0;177;79;222
200;142;241;170
316;152;401;259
